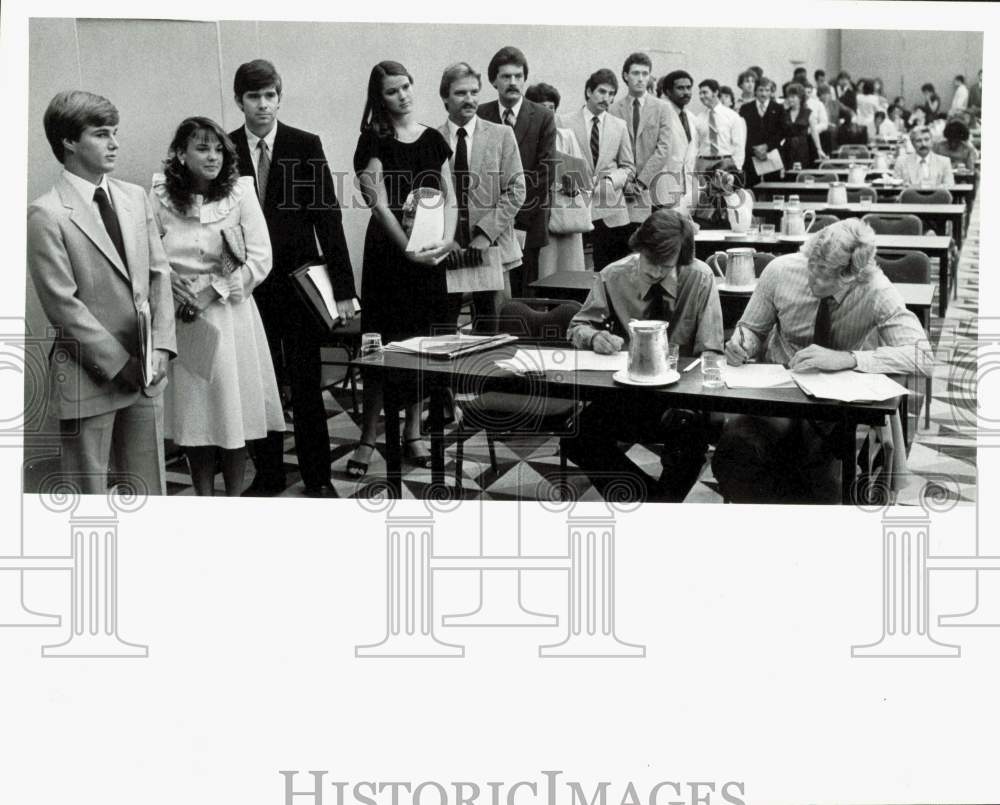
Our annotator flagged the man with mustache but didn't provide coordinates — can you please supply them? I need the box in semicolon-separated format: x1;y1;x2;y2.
229;59;357;498
892;126;956;187
438;62;526;327
656;70;699;213
478;47;556;297
560;68;635;269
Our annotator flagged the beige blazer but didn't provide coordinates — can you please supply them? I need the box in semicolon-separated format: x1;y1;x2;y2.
560;108;635;228
610;93;673;219
439;117;526;270
661;101;699;212
27;174;176;420
892;153;956;187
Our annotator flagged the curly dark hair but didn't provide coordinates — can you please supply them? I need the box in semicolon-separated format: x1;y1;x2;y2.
161;117;239;214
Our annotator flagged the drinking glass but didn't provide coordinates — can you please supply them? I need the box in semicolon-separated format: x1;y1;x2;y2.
702;353;724;388
793;162;803;171
666;343;680;372
773;194;785;210
761;223;776;239
360;332;384;359
803;173;816;184
859;195;873;208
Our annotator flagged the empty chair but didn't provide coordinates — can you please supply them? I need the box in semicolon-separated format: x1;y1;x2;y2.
818;160;840;170
798;171;838;183
809;214;840;231
899;187;954;205
875;250;933;430
847;186;878;203
861;213;923;236
837;145;872;159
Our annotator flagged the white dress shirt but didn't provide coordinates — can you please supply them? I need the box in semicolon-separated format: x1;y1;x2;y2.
446;115;478;157
244;123;278;182
498;96;524;128
694;102;746;168
806;95;829;133
62;169;113;217
950;83;969;114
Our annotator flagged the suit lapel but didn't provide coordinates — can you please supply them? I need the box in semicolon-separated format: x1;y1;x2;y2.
107;180;138;280
470;120;486;176
599;114;616;168
513;101;530;147
58;175;131;284
261;121;282;209
570;111;593;171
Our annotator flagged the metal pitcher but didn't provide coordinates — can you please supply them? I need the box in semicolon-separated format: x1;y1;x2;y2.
847;163;868;184
826;181;849;206
872;152;889;172
781;207;817;236
627;320;670;381
710;247;757;287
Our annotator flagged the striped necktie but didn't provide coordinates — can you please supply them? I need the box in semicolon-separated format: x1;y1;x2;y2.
503;108;514;128
256;139;270;204
709;108;719;155
590;115;600;168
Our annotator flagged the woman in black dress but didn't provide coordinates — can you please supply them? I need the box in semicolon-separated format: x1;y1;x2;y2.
349;61;458;477
780;83;825;167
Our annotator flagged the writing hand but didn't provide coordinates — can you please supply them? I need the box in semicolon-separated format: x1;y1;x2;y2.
788;344;856;372
592;331;625;355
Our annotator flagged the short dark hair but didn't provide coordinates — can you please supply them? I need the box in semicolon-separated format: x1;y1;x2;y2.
233;59;282;98
955;74;966;83
43;90;119;164
525;82;561;109
874;110;886;123
719;85;735;99
661;70;693;94
921;82;936;94
698;78;720;94
836;71;852;82
784;83;805;101
943;118;970;144
585;68;618;96
628;208;695;267
439;62;481;99
487;46;528;84
858;79;875;95
814;69;826;81
793;67;807;77
622;52;652;78
737;70;756;88
748;65;764;80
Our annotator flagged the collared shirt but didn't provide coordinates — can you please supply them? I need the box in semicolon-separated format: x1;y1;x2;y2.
757;99;769;117
62;168;112;217
732;252;932;375
244;123;278;182
567;253;724;356
950;83;969;113
499;96;524;127
694;102;746;167
806;95;829;133
446;116;478;158
892;152;956;187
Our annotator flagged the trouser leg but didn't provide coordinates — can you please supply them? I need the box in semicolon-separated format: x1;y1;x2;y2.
286;326;332;489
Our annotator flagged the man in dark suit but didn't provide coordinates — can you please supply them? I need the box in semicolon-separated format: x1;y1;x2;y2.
478;46;556;298
739;76;785;187
229;59;357;498
834;71;857;112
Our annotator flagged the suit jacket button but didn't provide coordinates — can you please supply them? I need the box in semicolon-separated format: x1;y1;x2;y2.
134;293;142;303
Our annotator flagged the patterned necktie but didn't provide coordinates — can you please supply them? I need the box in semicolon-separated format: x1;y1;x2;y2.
632;98;641;149
93;187;128;270
256;139;270;204
813;296;835;348
679;110;691;142
709;107;719;155
454;128;471;246
503;108;515;128
590;115;600;168
645;283;667;321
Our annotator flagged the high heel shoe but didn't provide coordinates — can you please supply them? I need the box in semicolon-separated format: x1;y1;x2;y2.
402;437;432;468
347;441;376;478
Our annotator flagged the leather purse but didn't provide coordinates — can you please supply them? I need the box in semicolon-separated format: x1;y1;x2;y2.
548;188;593;235
220;225;246;276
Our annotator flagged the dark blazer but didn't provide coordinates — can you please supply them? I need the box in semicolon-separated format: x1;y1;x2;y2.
836;86;857;112
478;98;556;250
229;121;356;303
739;99;785;154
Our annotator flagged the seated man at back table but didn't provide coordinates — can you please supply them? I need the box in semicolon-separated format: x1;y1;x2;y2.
893;126;955;187
711;219;933;504
563;209;723;502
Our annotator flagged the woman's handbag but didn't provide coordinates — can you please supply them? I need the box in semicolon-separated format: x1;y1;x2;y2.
548;188;594;235
220;225;247;276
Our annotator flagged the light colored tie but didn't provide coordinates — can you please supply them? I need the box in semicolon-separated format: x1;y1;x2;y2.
709;108;719;156
256;139;270;204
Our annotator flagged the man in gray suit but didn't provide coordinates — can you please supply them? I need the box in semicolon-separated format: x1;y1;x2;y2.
27;91;176;494
609;52;671;228
439;62;526;328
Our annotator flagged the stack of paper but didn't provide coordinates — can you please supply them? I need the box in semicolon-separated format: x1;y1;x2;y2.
791;370;909;402
495;348;627;374
721;363;794;389
384;333;516;359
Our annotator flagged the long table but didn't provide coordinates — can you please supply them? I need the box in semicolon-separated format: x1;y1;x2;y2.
752;201;966;249
351;345;904;504
786;167;977;184
694;230;954;317
754;181;974;208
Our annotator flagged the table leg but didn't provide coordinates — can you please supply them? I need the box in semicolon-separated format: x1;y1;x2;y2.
428;382;446;489
938;248;949;318
953;214;963;251
841;419;857;505
384;379;402;498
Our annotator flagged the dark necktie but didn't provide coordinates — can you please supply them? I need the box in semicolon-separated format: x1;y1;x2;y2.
632;98;641;149
93;187;128;270
503;108;515;128
679;110;691;142
813;296;835;348
645;283;667;321
256;139;270;205
590;115;600;168
454;127;471;246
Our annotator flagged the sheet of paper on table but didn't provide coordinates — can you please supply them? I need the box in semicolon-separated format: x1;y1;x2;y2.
496;347;628;374
791;370;909;402
721;363;795;388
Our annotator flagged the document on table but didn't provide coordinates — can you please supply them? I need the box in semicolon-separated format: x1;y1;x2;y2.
495;347;628;374
721;363;795;388
791;370;909;402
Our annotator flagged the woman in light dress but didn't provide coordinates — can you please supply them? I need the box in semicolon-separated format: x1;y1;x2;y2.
150;116;283;495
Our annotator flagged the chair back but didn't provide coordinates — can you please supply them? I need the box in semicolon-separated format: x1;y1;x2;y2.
811;214;841;231
861;213;923;236
496;298;582;341
899;187;954;205
753;252;776;276
874;250;931;284
798;171;839;183
837;145;872;159
847;186;878;203
818;160;839;170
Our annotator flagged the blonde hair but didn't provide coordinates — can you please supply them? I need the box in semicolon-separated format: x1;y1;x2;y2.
800;218;877;283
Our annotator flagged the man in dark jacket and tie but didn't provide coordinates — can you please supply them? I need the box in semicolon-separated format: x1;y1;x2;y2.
739;77;785;187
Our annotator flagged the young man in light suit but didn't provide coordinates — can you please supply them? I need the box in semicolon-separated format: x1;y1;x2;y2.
655;70;699;214
893;127;956;187
478;47;556;297
609;52;672;227
438;62;526;328
27;91;176;495
561;68;635;269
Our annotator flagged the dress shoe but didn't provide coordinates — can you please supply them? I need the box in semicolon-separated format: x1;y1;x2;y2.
303;482;337;498
240;479;286;497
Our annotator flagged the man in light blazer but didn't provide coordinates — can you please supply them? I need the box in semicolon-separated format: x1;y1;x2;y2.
478;47;556;297
893;126;956;187
27;91;175;495
655;70;699;214
609;52;672;226
561;68;635;269
438;62;526;327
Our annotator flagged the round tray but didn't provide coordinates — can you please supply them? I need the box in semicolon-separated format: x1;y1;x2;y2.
612;368;680;387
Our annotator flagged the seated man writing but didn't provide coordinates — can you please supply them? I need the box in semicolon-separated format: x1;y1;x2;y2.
712;219;933;504
564;209;723;501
